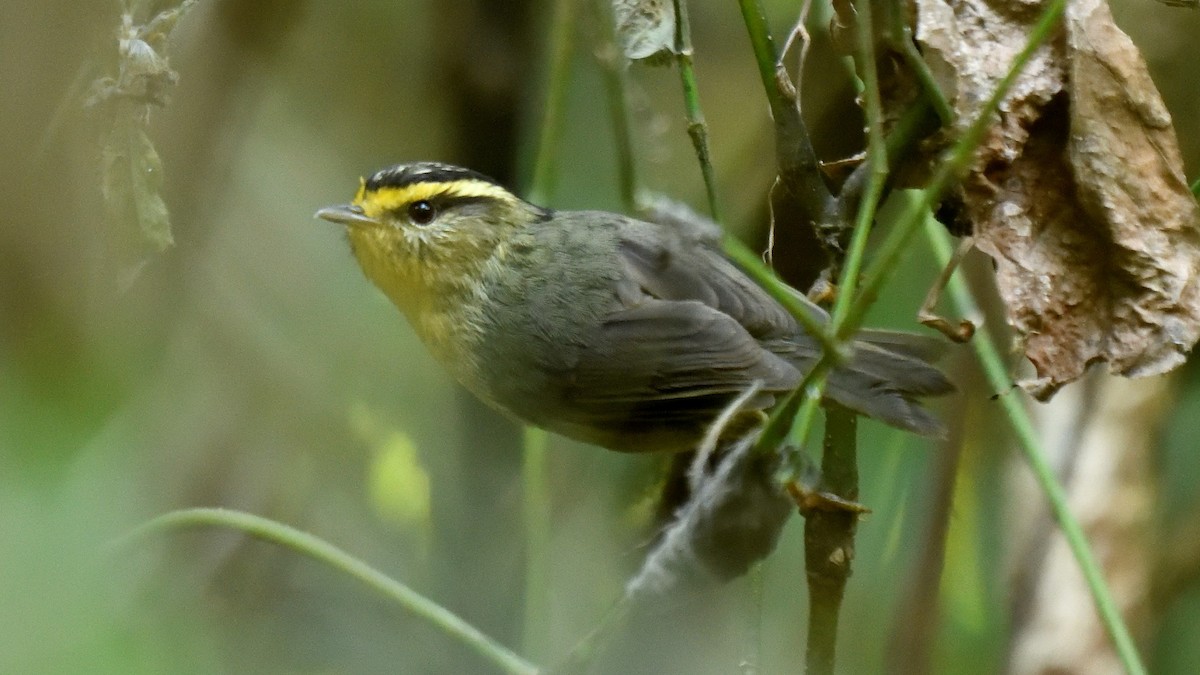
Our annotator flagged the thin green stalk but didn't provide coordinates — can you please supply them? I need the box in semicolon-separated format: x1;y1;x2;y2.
921;217;1147;675
736;0;834;219
829;0;888;329
521;0;577;656
522;427;552;661
738;0;785;115
662;13;763;667
1190;175;1200;199
759;0;893;467
800;7;882;668
734;0;823;148
755;359;830;455
833;64;941;233
527;0;577;205
883;2;954;126
672;0;721;220
594;0;638;212
118;508;539;675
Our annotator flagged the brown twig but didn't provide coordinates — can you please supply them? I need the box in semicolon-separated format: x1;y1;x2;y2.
737;0;836;262
803;404;859;675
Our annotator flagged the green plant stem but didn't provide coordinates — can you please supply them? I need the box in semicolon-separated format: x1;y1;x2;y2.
834;96;938;221
738;0;785;112
594;0;638;212
921;218;1147;675
883;2;954;126
755;0;894;469
829;0;887;330
1190;175;1200;199
521;0;577;656
755;358;830;455
799;6;884;668
672;0;721;220
522;427;552;661
118;508;539;675
527;0;577;204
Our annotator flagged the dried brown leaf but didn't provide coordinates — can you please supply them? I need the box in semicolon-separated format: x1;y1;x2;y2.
908;0;1200;399
1062;0;1200;382
612;0;677;65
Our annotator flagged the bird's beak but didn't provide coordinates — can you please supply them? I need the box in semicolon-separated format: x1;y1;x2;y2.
314;203;379;227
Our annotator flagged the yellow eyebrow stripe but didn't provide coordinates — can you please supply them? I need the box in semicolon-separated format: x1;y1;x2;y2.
355;179;517;218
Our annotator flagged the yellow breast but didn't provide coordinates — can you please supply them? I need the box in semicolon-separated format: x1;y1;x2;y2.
347;226;490;392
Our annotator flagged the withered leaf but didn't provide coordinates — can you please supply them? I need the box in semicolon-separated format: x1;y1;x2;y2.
612;0;677;65
101;123;173;254
1061;0;1200;384
91;4;194;286
909;0;1200;399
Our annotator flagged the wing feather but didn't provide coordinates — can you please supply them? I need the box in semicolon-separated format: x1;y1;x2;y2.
566;299;799;409
534;213;950;445
617;230;802;342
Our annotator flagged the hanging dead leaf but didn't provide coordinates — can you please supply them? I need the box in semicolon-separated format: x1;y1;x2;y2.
612;0;677;65
1061;0;1200;384
905;0;1200;399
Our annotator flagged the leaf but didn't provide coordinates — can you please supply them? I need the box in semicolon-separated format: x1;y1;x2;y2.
100;122;173;248
91;5;194;284
907;0;1200;399
1061;0;1200;383
612;0;677;65
128;128;173;251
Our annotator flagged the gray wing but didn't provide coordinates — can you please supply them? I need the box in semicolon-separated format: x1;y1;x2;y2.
556;217;802;440
567;297;800;408
556;215;952;440
615;224;810;343
556;295;799;453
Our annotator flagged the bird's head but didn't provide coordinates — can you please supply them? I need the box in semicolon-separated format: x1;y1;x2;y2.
316;162;547;313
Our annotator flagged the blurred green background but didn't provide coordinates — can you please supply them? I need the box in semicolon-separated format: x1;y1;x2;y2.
3;1;1200;673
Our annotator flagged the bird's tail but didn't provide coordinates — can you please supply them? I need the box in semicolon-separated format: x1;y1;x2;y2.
822;331;955;436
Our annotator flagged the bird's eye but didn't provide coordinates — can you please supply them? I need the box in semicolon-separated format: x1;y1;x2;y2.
408;200;436;225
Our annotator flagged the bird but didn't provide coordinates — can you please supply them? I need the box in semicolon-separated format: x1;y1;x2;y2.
316;162;953;456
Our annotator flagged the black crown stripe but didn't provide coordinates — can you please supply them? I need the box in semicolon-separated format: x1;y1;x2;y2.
365;163;503;192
